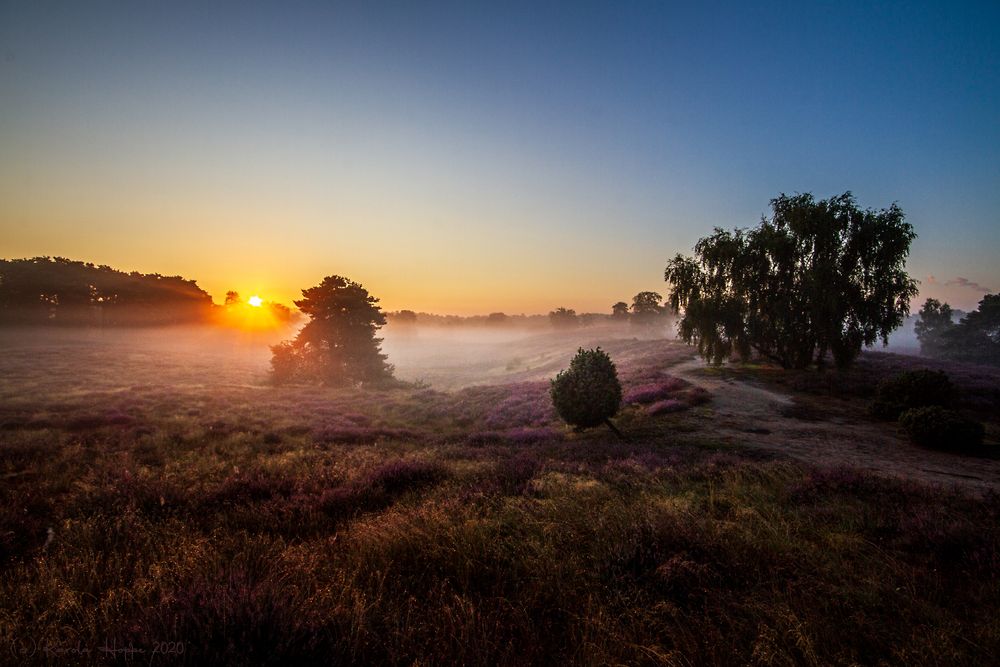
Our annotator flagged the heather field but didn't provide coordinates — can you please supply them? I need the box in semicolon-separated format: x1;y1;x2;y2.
2;326;1000;665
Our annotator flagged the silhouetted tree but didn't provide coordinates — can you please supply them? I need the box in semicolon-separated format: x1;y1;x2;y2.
630;291;665;327
487;312;509;325
611;302;629;321
551;348;624;439
270;275;394;385
548;307;578;329
953;294;1000;362
664;192;918;368
914;298;955;357
225;290;242;306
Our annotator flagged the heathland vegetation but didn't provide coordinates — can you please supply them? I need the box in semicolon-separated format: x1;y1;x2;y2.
1;328;998;665
2;192;999;665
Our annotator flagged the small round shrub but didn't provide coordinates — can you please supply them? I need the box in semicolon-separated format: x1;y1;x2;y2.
550;347;622;430
870;369;954;420
898;406;984;451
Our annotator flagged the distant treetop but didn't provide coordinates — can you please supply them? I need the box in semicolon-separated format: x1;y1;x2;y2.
549;307;579;328
630;291;666;327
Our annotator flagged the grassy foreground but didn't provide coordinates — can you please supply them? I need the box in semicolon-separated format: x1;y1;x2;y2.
1;331;998;665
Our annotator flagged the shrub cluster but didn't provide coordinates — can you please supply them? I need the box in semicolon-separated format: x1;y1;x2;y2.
899;406;985;451
872;370;987;452
870;369;954;420
623;378;689;405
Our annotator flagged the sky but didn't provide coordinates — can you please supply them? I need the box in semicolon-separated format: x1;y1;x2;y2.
1;1;998;314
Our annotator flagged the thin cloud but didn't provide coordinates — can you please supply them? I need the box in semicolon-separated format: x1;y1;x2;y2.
945;277;992;292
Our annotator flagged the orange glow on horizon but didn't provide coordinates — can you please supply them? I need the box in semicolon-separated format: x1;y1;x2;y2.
213;294;297;332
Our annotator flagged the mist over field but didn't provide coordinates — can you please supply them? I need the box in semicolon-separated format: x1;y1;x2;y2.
383;322;678;388
3;312;1000;665
0;321;673;391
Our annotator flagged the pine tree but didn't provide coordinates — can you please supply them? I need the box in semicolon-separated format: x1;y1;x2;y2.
270;275;394;386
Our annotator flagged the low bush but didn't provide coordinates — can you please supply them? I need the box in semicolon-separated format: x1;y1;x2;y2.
899;406;984;451
623;377;688;405
871;369;954;420
550;348;622;431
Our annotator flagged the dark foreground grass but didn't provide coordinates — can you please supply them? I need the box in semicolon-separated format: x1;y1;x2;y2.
3;423;999;665
1;336;999;665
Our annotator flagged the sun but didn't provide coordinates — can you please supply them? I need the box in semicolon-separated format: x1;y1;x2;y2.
247;295;263;307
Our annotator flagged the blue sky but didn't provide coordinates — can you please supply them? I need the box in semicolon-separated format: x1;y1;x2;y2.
1;1;997;312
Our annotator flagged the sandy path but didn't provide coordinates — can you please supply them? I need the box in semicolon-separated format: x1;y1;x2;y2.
670;356;1000;494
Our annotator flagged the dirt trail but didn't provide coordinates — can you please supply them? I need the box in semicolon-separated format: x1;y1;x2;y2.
670;356;1000;494
671;357;794;414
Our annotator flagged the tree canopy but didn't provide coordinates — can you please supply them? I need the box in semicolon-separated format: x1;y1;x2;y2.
664;192;918;368
915;294;1000;366
914;298;955;358
270;275;394;386
548;307;579;329
630;291;665;327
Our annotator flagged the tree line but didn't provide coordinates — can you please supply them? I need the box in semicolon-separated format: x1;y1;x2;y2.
0;257;214;326
274;191;926;387
7;190;942;382
915;295;1000;366
549;292;672;329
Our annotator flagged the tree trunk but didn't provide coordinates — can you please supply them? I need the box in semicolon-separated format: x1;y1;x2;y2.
604;419;627;442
